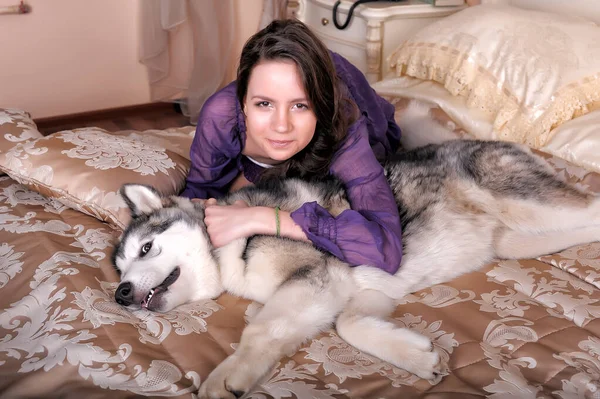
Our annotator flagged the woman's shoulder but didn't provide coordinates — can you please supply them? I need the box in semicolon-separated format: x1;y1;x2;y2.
329;51;368;88
199;81;240;122
195;81;245;153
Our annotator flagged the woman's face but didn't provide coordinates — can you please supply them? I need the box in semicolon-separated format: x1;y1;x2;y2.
243;59;317;164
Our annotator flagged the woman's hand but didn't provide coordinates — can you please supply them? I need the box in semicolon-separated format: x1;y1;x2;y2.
200;198;309;247
204;200;267;247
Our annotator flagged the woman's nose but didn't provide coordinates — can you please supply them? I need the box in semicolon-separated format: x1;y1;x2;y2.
272;108;291;133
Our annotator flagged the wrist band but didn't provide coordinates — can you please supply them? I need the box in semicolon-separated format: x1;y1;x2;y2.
275;206;280;237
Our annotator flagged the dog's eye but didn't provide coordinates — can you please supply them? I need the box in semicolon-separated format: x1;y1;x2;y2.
140;242;152;257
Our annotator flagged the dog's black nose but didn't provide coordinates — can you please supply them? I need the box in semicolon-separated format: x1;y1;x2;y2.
115;282;133;306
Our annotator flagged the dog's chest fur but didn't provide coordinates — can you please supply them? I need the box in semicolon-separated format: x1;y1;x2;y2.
215;235;334;303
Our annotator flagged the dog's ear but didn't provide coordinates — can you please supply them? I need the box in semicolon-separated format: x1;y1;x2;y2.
120;184;163;217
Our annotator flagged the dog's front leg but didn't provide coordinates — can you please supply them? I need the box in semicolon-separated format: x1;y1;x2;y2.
197;278;345;399
214;239;253;297
336;289;443;380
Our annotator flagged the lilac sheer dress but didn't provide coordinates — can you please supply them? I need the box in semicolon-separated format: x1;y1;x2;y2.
181;52;403;274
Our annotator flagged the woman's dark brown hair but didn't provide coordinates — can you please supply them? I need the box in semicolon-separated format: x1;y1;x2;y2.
236;19;358;180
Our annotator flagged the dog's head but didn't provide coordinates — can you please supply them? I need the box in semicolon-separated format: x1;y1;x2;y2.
111;184;223;312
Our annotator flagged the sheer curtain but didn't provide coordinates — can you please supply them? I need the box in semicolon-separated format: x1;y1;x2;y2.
259;0;290;29
138;0;288;125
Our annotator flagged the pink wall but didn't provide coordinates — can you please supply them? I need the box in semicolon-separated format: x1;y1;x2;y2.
0;0;150;118
0;0;263;119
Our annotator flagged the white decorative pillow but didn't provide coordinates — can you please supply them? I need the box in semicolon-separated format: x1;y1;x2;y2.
387;4;600;149
541;109;600;175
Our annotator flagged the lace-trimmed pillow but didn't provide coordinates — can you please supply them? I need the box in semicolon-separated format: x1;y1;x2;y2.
387;4;600;149
0;126;195;229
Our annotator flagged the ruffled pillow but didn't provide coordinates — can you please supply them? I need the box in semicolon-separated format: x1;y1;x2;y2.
387;4;600;149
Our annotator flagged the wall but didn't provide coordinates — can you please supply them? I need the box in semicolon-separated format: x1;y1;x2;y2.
0;0;150;119
0;0;263;119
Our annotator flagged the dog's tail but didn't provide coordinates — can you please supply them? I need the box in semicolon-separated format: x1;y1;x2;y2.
397;100;460;150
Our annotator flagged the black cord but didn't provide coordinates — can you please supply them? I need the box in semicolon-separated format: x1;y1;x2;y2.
332;0;371;30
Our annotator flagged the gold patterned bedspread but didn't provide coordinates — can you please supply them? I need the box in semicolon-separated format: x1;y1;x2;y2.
1;155;600;398
1;103;600;398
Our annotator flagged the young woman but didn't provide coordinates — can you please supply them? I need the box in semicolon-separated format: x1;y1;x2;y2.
181;19;403;274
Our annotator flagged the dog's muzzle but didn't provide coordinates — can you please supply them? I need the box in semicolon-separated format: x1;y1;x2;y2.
115;267;181;309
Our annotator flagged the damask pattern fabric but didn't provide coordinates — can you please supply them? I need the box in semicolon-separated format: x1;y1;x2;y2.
0;108;43;156
387;4;600;149
1;156;599;398
0;125;195;229
1;106;600;397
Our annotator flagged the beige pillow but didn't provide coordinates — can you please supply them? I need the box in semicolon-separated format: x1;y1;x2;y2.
0;126;195;229
387;4;600;149
0;108;44;155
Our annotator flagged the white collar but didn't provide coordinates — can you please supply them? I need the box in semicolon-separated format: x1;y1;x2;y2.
245;155;275;168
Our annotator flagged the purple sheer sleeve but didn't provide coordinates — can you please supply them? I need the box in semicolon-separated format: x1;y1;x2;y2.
290;117;403;274
330;51;401;160
181;83;242;200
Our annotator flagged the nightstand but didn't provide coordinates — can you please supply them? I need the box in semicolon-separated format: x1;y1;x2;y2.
287;0;466;83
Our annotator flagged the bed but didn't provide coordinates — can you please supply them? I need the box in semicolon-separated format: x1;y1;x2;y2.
1;2;600;398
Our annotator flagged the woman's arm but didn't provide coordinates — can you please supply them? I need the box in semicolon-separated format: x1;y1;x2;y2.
204;202;309;248
331;51;401;159
290;117;403;274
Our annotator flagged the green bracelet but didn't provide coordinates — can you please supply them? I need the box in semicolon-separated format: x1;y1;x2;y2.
275;206;280;237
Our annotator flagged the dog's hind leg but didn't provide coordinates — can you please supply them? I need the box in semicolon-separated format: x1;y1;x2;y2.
460;144;600;233
335;289;442;380
494;225;600;259
469;152;600;233
492;191;600;234
198;273;347;399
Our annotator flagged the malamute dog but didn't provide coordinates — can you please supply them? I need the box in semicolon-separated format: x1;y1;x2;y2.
112;138;600;399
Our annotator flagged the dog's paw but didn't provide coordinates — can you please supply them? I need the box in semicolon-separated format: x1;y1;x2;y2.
197;375;237;399
389;328;445;381
197;355;257;399
406;348;442;381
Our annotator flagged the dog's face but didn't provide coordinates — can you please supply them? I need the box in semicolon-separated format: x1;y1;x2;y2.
111;184;223;313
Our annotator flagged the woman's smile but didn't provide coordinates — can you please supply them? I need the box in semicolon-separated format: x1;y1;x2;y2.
268;139;294;149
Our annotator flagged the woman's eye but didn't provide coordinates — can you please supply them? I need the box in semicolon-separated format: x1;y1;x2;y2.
256;101;270;107
293;103;308;110
140;242;152;256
